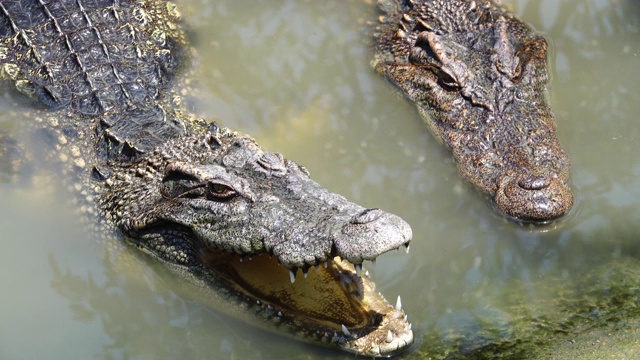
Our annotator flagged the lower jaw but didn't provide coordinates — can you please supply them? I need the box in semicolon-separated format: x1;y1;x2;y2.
198;249;413;356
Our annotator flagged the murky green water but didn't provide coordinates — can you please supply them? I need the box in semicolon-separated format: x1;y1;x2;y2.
1;0;640;359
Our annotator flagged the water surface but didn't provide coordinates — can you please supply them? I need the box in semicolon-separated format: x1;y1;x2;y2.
1;0;639;359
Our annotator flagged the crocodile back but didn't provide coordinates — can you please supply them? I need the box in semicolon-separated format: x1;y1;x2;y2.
0;0;179;115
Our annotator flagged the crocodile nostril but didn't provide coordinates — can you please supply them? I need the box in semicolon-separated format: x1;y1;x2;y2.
350;208;384;224
517;176;551;190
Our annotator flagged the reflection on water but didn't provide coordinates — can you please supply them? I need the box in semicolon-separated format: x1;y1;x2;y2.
1;0;640;359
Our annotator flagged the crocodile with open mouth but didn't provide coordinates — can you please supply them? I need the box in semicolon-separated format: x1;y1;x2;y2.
0;0;412;356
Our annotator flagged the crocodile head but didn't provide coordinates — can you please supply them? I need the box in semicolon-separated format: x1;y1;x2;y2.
374;0;573;222
101;126;413;356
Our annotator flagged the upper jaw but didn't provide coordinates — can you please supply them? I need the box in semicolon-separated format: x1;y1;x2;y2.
332;209;412;264
253;177;413;270
259;207;412;279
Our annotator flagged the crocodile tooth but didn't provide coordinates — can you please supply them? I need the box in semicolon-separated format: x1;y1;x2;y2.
365;270;370;277
355;263;362;277
303;268;309;279
406;323;412;331
289;269;296;284
399;20;408;32
416;18;432;31
277;311;283;317
385;330;394;343
405;243;411;254
396;296;402;312
324;261;328;268
341;324;351;337
403;315;408;322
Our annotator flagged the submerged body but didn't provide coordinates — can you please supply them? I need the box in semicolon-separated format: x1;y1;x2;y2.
373;0;573;222
0;0;412;356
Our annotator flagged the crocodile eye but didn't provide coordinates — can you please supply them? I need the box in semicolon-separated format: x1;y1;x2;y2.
506;57;523;83
207;183;237;201
436;70;462;91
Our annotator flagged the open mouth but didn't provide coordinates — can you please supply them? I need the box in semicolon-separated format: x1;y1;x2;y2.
200;249;414;356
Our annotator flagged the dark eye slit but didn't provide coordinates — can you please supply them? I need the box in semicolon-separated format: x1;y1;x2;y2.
436;71;461;91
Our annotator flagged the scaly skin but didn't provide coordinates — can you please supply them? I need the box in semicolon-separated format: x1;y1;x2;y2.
101;125;414;356
0;0;413;356
373;0;573;222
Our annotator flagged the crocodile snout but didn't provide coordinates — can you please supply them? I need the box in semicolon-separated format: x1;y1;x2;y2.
494;174;573;223
336;208;412;264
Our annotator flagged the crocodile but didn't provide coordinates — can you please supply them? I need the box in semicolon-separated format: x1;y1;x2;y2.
373;0;574;222
0;0;413;356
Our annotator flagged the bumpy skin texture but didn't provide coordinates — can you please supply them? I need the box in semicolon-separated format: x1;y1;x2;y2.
0;0;413;356
0;0;178;115
103;128;412;271
373;0;573;222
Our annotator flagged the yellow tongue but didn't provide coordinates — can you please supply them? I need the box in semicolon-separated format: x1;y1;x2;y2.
201;250;373;329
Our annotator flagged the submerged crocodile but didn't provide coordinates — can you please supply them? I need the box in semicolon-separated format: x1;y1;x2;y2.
373;0;574;222
0;0;412;356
